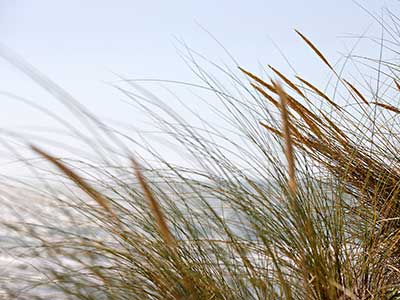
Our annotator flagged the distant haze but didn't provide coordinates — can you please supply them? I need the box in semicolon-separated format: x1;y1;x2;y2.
0;0;394;175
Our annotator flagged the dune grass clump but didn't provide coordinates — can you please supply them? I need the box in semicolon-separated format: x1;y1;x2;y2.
2;7;400;300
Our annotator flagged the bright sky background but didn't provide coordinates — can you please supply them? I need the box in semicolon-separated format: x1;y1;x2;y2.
0;0;396;175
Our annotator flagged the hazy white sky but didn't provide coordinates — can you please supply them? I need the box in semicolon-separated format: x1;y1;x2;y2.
0;0;395;171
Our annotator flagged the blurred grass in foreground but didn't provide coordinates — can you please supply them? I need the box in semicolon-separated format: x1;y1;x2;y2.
2;6;400;300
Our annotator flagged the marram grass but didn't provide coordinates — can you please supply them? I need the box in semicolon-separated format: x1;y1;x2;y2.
2;10;400;300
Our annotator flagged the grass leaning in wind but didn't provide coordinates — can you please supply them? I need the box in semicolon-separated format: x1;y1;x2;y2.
3;8;400;300
274;82;296;196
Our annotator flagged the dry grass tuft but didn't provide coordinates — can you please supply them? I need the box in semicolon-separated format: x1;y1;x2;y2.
3;8;400;300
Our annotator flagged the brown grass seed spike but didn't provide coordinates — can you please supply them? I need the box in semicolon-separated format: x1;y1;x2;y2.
131;158;177;249
274;82;297;195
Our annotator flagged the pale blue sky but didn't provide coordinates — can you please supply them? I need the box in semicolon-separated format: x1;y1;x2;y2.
0;0;395;172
